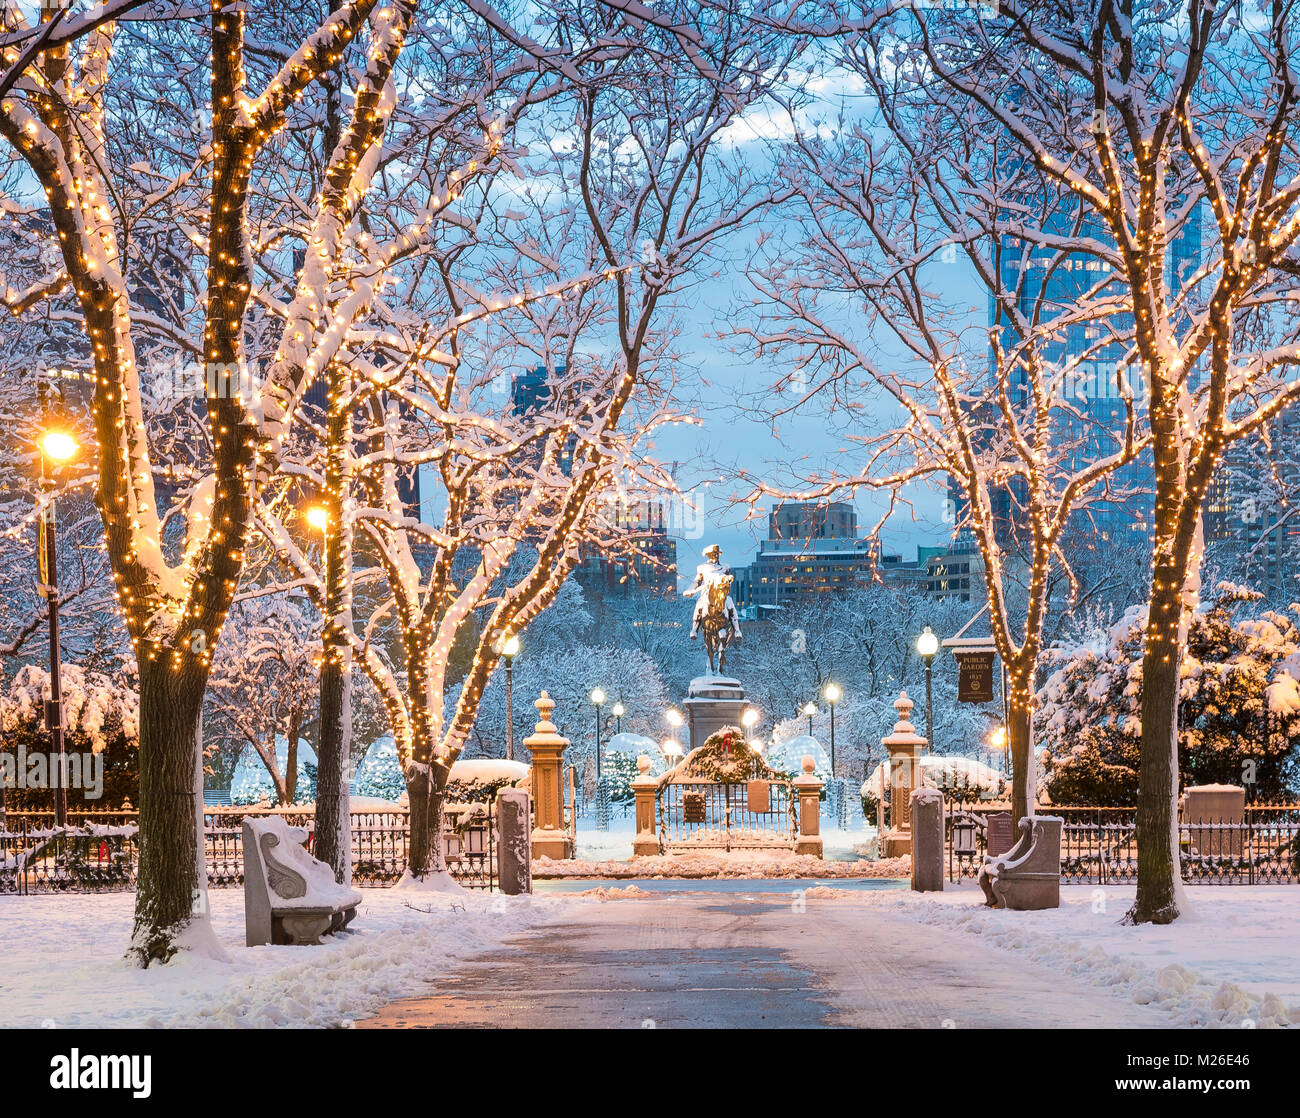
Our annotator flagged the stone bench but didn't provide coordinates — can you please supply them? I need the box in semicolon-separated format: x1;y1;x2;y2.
977;815;1062;910
243;817;362;946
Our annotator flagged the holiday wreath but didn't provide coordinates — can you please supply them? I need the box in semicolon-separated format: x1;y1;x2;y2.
688;726;769;782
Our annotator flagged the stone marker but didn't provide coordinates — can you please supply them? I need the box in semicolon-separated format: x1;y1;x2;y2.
910;786;944;892
1184;783;1246;858
986;812;1014;857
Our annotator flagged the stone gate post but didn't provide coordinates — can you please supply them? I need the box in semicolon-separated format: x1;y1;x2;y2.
632;755;660;857
794;756;824;858
882;691;926;857
523;691;572;860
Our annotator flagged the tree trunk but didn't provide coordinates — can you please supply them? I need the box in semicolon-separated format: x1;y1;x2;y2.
314;356;353;882
315;654;352;883
405;764;448;879
1007;685;1034;825
1126;569;1185;925
285;715;299;804
130;656;210;965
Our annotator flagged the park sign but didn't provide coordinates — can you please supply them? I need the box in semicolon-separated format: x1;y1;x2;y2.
955;650;996;703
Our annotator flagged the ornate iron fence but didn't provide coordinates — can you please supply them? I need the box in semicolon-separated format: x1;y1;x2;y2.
0;804;498;894
945;804;1300;885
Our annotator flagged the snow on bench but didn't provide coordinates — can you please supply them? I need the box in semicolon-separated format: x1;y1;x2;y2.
242;816;362;946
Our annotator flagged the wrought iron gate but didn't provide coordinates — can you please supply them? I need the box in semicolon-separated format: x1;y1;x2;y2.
656;740;798;853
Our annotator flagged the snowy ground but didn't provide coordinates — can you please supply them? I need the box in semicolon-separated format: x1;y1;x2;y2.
0;886;560;1029
806;881;1300;1028
6;865;1297;1029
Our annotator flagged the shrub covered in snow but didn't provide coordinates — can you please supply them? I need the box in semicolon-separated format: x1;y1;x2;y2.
860;755;1007;819
1037;587;1300;804
0;663;139;808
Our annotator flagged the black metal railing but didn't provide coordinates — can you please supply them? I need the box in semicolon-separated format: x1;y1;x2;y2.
944;804;1300;885
0;804;498;894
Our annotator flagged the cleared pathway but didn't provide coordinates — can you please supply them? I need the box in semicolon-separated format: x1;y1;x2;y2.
358;885;1168;1029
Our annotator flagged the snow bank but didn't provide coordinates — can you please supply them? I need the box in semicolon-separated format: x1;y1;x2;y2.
0;887;557;1028
841;883;1300;1029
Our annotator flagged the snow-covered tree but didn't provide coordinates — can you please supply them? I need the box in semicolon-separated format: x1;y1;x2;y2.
877;0;1300;925
204;596;319;806
1039;585;1300;804
0;0;466;961
0;660;139;809
736;88;1142;821
256;1;800;884
458;642;669;782
741;584;998;777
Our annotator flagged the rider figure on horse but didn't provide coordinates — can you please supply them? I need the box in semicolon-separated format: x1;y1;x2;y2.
684;544;743;671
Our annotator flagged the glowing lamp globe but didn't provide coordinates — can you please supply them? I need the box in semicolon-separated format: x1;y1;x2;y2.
41;430;78;463
916;626;939;658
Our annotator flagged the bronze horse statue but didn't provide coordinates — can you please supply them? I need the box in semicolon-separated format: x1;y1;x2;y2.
698;572;741;674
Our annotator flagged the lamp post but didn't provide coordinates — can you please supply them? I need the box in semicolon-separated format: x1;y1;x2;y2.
500;634;519;760
591;687;607;830
803;700;816;738
612;701;624;735
39;428;78;828
742;707;759;743
823;682;841;775
916;625;939;748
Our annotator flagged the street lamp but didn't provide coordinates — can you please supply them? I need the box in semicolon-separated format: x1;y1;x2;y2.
498;634;520;760
612;701;624;735
803;700;816;738
916;625;939;749
823;682;841;775
591;688;607;830
665;707;683;754
662;738;683;769
742;707;759;732
305;504;329;533
39;428;78;828
988;725;1009;783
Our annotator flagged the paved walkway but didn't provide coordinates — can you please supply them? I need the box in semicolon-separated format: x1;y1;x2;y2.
358;887;1167;1028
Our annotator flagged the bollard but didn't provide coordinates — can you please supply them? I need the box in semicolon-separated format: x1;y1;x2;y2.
910;787;944;892
496;787;532;896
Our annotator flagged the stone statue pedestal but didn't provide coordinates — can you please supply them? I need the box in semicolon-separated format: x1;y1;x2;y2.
683;675;748;750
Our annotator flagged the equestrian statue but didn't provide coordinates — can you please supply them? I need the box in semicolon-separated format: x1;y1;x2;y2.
683;543;743;674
